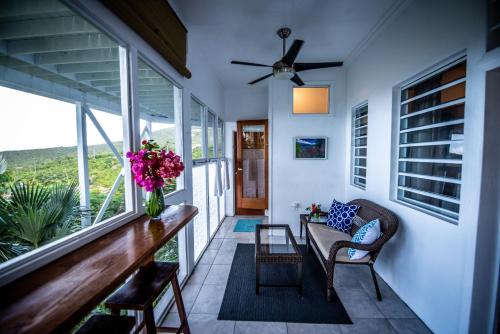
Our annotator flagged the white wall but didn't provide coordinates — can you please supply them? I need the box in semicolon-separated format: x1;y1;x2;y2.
269;68;347;236
343;0;486;333
224;87;268;121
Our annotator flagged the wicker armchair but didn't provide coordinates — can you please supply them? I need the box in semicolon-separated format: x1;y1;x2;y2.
306;199;399;301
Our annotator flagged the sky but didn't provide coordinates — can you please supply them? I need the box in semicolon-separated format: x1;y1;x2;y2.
0;86;170;152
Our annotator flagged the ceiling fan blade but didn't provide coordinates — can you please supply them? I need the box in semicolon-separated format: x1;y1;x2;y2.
231;60;272;67
290;74;305;86
248;73;273;85
294;62;343;72
282;40;304;65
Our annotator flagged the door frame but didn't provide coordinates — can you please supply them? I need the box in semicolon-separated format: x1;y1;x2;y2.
235;120;268;215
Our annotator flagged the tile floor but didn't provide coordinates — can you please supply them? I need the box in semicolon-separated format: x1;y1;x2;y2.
163;216;431;334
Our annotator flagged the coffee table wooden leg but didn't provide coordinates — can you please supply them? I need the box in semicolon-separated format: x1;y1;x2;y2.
255;262;260;295
298;262;303;295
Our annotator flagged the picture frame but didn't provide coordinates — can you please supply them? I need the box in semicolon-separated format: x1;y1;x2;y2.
294;136;328;160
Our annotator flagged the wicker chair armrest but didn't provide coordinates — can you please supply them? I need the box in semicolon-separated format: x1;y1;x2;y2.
327;239;382;263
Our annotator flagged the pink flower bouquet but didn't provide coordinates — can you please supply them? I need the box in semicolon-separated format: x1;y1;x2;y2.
127;140;184;217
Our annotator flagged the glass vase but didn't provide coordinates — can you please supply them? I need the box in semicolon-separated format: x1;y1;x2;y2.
146;187;165;219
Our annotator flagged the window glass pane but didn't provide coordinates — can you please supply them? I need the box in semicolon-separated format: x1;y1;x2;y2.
86;109;126;223
401;82;465;116
293;87;329;114
208;162;219;237
397;58;466;222
401;62;466;101
398;176;460;200
138;58;182;196
400;104;464;130
352;103;368;189
191;99;204;160
207;112;215;159
0;0;130;264
355;158;367;167
400;124;464;144
217;118;224;158
398;189;459;219
399;144;463;160
193;165;208;260
398;161;462;179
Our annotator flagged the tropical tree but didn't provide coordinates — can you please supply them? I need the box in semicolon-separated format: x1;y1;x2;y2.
0;182;82;261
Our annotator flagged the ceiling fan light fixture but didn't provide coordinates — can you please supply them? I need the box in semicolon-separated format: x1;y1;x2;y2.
273;66;295;80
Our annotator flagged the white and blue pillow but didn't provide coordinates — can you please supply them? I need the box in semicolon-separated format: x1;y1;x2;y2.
326;200;360;233
348;219;381;260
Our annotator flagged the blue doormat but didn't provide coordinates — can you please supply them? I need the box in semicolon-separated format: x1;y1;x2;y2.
233;219;262;232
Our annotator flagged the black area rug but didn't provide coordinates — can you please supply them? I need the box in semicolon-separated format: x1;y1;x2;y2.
218;244;352;324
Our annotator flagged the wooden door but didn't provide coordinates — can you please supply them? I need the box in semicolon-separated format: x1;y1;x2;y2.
235;120;268;215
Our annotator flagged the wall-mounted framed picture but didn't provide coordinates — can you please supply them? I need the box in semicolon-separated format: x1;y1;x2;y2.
294;137;328;160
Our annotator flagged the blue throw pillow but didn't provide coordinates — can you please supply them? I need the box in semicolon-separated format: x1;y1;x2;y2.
348;219;381;260
326;200;360;233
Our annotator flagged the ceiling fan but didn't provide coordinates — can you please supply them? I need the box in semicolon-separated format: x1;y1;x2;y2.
231;27;343;86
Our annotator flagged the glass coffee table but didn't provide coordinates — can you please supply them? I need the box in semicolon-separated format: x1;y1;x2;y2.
255;224;303;295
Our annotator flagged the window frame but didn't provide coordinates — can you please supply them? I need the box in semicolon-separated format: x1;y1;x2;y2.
390;52;467;225
351;101;368;190
0;0;191;287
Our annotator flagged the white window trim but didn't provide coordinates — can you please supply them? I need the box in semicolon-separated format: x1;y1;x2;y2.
390;51;467;225
351;101;368;190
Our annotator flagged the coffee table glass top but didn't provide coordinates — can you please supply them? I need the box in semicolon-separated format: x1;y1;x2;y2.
256;224;301;256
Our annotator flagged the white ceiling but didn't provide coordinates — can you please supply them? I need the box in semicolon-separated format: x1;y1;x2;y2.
173;0;400;88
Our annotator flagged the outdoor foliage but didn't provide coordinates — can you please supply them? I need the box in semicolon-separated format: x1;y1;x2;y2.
0;128;181;263
0;183;81;261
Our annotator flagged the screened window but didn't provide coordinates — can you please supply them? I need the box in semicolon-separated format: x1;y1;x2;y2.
352;103;368;189
0;0;131;263
396;57;466;222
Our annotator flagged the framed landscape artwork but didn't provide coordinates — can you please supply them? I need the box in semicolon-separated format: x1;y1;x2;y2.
294;137;328;160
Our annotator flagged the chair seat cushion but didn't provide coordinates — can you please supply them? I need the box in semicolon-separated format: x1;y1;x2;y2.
308;223;371;263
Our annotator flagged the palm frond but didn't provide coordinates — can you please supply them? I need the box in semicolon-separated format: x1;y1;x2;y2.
10;183;50;211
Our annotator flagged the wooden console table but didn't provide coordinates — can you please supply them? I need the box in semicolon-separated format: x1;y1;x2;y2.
0;205;198;334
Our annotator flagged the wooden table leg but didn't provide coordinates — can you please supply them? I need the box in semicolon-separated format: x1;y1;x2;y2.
171;274;190;334
143;305;157;334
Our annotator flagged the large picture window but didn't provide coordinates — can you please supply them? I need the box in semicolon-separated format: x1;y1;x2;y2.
0;0;132;264
138;58;183;196
352;103;368;189
395;57;466;223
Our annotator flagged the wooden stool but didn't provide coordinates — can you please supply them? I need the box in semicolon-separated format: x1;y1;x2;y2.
76;314;136;334
105;262;190;334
